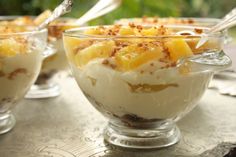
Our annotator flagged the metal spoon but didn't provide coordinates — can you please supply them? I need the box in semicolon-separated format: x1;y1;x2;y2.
37;0;73;30
196;7;236;48
75;0;122;26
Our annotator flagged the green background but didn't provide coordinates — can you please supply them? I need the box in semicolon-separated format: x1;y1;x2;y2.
1;0;236;23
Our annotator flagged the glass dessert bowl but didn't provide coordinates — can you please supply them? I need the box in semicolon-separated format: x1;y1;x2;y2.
63;24;231;149
0;14;78;98
0;25;47;134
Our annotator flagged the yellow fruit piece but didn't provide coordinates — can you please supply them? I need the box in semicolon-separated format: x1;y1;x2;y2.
141;27;158;36
119;27;135;35
84;28;104;35
64;37;83;50
165;38;193;62
63;37;89;62
74;40;115;67
115;43;164;71
0;39;24;57
186;39;221;54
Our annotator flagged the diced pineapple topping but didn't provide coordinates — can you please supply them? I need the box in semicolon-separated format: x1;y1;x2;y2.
165;38;193;62
63;36;92;62
115;43;164;71
64;24;219;71
84;27;105;35
119;27;136;35
0;39;26;57
64;37;83;51
74;40;115;67
141;27;159;36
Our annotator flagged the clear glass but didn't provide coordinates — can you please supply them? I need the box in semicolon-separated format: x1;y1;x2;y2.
115;17;220;26
0;16;79;99
30;18;83;98
63;25;231;149
0;25;47;134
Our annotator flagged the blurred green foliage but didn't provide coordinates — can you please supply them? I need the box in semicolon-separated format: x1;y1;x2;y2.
0;0;236;25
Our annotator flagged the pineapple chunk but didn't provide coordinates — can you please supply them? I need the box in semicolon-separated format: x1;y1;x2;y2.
115;43;164;71
119;27;135;35
74;40;115;67
165;38;193;62
141;27;158;36
186;39;221;54
63;37;93;63
64;37;83;51
0;39;24;57
84;28;104;35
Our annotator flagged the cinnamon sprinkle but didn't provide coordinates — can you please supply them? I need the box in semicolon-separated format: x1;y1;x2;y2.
194;28;203;34
8;68;27;80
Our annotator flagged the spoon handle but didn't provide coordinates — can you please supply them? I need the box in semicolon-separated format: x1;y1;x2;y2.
210;10;236;33
75;0;121;26
37;0;73;30
212;16;236;32
223;8;236;19
196;8;236;48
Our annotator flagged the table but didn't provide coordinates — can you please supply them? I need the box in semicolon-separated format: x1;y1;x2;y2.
0;75;236;157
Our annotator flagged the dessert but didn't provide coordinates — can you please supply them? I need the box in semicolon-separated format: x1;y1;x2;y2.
0;25;47;133
63;24;230;148
0;14;78;98
0;14;77;84
64;24;220;120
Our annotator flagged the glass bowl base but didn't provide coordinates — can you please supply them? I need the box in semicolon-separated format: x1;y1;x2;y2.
0;112;16;134
25;82;60;99
104;121;181;149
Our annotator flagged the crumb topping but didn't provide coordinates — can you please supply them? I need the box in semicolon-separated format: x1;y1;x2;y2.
8;68;27;80
118;17;197;25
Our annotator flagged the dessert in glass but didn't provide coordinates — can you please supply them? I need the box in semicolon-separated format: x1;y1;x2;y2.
0;14;77;98
27;17;78;98
0;25;47;134
63;24;231;149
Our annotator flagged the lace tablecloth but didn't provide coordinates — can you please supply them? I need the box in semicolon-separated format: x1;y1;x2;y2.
0;76;235;157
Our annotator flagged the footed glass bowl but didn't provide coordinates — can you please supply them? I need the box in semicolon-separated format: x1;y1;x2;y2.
63;25;231;149
0;25;47;134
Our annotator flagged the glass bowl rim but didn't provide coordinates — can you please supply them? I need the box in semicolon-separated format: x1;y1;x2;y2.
115;17;221;23
63;25;225;39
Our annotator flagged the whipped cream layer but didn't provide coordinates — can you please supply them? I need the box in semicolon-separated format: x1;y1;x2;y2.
0;49;43;112
72;59;213;120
